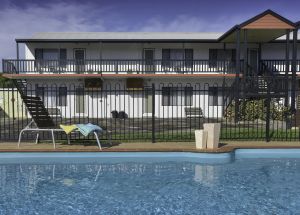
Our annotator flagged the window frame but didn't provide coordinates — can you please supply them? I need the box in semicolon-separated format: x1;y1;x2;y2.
208;87;223;106
58;87;67;106
208;49;236;68
162;86;193;106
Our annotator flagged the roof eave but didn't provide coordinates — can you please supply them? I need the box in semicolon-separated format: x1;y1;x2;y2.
15;38;219;43
218;25;240;42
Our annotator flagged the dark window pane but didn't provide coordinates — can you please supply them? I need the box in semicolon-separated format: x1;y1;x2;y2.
144;49;154;65
184;87;193;106
59;49;67;67
35;49;43;60
209;49;217;67
185;49;193;68
58;87;67;106
36;86;45;101
162;49;171;67
162;87;170;106
209;87;221;106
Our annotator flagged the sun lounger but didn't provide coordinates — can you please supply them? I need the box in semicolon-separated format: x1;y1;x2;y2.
18;95;111;150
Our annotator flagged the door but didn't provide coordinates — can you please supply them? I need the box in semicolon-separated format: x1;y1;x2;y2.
170;49;184;72
75;87;85;115
143;49;155;73
74;49;85;73
249;49;258;72
144;87;152;115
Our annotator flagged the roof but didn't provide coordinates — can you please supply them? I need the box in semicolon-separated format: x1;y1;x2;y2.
16;32;223;43
219;9;296;42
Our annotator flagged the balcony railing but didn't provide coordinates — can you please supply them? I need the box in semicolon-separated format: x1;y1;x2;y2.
4;59;299;75
260;60;300;73
3;59;239;75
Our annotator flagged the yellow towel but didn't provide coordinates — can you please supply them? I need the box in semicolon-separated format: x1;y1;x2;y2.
60;124;77;134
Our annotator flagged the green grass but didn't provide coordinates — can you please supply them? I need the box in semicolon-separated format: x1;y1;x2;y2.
106;128;300;142
55;128;300;143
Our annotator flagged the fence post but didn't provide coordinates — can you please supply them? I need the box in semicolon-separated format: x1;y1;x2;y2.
152;83;156;143
265;86;271;142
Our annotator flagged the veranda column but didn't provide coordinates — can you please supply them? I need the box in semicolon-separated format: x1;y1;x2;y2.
234;28;241;122
243;29;248;76
285;30;290;107
291;29;298;113
16;42;19;74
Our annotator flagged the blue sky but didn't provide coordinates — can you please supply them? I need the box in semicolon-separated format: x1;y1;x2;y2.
0;0;300;61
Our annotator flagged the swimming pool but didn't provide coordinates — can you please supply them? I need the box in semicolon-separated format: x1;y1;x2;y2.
0;150;300;214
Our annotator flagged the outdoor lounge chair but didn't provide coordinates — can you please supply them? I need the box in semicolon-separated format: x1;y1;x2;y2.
18;95;111;150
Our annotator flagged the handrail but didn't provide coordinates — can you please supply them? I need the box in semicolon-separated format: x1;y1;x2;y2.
2;59;239;75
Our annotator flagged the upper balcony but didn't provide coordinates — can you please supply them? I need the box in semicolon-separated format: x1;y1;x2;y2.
2;59;239;77
2;59;300;78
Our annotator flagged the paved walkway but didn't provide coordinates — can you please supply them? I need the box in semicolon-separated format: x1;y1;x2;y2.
1;141;300;153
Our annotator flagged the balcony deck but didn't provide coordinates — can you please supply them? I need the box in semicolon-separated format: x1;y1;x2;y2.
3;59;237;76
2;59;300;78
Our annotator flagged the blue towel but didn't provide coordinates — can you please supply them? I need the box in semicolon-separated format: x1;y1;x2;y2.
76;123;103;137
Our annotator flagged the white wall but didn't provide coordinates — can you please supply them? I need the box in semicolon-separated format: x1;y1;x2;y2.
261;43;300;59
24;42;241;60
25;41;300;60
25;77;231;119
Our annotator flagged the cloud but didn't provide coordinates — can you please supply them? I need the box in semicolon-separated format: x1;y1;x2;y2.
0;1;275;69
0;2;113;62
134;12;257;32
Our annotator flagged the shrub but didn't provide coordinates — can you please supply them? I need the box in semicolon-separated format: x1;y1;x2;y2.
224;99;290;121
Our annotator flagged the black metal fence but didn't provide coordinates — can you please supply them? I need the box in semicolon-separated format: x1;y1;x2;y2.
0;80;299;143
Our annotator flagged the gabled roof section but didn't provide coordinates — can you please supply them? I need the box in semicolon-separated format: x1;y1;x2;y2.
240;9;295;29
219;10;296;42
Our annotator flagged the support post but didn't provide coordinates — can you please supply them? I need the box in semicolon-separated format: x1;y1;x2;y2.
258;43;262;71
285;30;290;107
291;29;298;113
16;42;19;60
242;29;248;117
151;83;156;143
16;42;20;74
266;87;271;142
243;29;248;76
234;28;241;123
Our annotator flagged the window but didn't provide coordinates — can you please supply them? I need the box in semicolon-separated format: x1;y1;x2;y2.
184;87;193;106
34;48;67;67
144;87;153;113
208;87;223;106
162;87;193;106
58;87;67;106
209;49;236;67
36;86;45;101
75;87;85;114
43;49;59;60
185;49;193;68
59;49;67;67
144;49;154;65
162;49;171;67
162;49;193;68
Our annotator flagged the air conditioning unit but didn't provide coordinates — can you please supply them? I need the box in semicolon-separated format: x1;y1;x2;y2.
84;78;103;89
126;78;144;90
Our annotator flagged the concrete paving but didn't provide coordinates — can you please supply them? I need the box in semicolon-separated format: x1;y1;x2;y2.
1;140;300;153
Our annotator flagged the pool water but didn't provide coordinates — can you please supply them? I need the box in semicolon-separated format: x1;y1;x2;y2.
1;158;300;214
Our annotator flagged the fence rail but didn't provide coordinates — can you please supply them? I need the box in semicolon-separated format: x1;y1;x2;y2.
0;80;299;143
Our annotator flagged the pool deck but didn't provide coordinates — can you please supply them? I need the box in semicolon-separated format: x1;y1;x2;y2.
1;141;300;153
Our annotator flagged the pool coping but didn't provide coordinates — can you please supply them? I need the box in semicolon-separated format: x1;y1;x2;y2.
1;149;300;164
0;144;300;153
